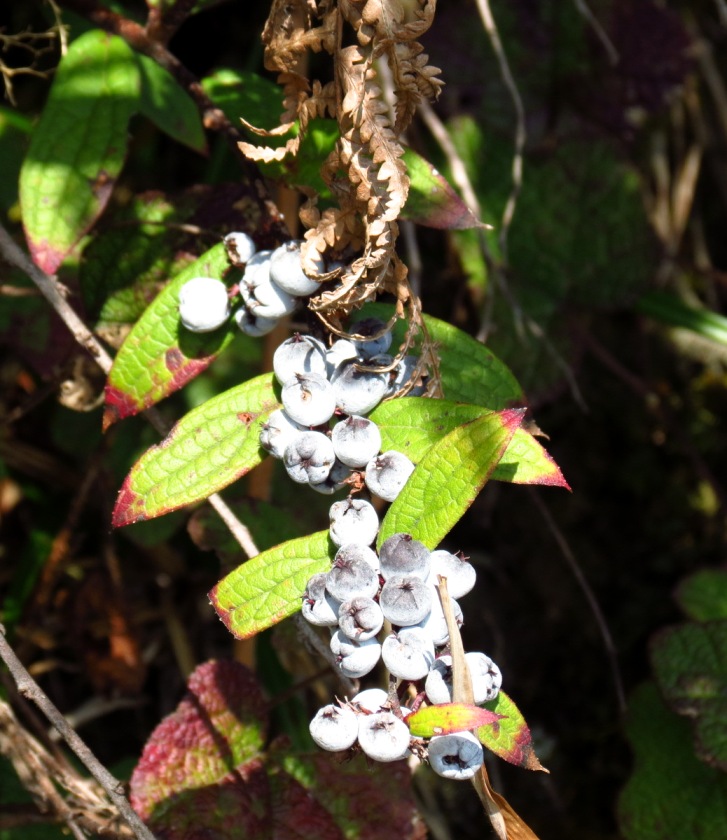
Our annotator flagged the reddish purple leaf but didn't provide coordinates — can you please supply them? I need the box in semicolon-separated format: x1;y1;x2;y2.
130;661;423;840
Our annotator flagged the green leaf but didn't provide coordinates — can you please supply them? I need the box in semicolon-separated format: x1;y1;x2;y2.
407;703;502;738
637;291;727;346
676;571;727;622
402;148;483;230
209;531;333;639
103;243;238;426
490;426;570;488
650;621;727;770
379;409;523;548
20;29;140;273
0;530;52;641
80;192;191;325
617;682;727;840
112;374;279;527
370;398;489;461
370;398;569;489
477;691;546;771
136;53;206;153
201;68;288;138
290;118;339;198
362;303;523;409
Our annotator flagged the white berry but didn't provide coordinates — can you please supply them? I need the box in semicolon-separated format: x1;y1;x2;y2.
309;704;359;752
428;731;484;780
178;277;229;333
224;231;257;265
358;712;410;762
269;240;322;296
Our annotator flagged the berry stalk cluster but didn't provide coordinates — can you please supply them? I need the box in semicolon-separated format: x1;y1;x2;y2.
177;236;503;781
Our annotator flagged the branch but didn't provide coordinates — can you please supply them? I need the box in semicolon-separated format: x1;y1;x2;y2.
473;0;526;261
0;224;113;374
145;0;198;46
0;626;156;840
0;221;259;559
527;492;626;715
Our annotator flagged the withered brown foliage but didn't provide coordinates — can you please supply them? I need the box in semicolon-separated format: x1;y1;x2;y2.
240;0;442;389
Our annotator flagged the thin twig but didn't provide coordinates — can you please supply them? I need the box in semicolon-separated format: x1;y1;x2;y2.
528;491;627;715
473;0;526;261
0;221;260;559
207;494;259;558
418;100;484;223
0;223;114;374
572;0;619;65
0;626;157;840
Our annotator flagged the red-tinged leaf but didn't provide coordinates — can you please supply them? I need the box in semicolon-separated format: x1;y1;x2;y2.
276;750;426;840
130;661;423;840
379;409;525;549
130;661;342;840
130;661;269;818
210;531;333;639
112;374;278;527
103;243;238;428
402;148;484;230
407;702;503;738
370;399;569;489
477;691;547;772
20;30;140;273
491;427;571;488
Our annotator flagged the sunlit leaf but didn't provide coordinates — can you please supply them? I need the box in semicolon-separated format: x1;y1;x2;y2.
407;703;502;738
20;29;140;273
112;374;278;526
490;427;570;487
370;399;568;488
209;531;333;639
637;291;727;346
477;691;546;771
379;409;523;548
362;302;523;409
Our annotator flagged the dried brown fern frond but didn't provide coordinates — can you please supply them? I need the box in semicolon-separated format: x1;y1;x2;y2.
340;0;442;133
239;80;336;163
239;2;336;163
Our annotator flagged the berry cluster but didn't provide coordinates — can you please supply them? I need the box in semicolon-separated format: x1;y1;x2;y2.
304;531;502;779
177;235;503;781
260;327;424;497
178;234;331;337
